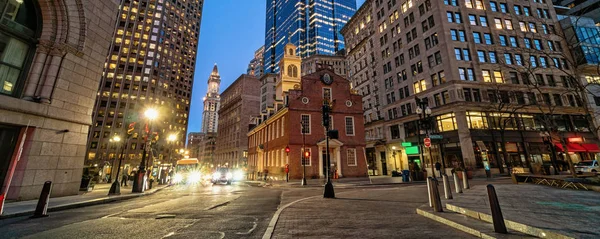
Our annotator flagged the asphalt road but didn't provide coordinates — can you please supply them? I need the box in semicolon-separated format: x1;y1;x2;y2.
0;182;281;239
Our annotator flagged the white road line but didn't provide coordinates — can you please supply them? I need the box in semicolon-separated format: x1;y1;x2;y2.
236;217;258;235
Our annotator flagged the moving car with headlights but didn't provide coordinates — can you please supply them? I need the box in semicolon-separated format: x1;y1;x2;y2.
211;168;233;185
173;158;202;184
575;160;599;174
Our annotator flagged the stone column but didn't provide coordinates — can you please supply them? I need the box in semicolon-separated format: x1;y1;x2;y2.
23;45;50;100
455;110;476;167
336;147;342;177
38;47;66;103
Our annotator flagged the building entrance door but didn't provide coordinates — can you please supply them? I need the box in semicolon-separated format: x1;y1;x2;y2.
0;125;20;194
380;152;388;175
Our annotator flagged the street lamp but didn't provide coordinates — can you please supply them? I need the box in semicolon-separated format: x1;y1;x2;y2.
108;135;124;195
415;97;435;178
133;108;158;193
322;102;335;198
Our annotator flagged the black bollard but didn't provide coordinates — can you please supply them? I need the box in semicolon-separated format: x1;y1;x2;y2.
487;184;507;233
31;181;52;218
429;177;443;212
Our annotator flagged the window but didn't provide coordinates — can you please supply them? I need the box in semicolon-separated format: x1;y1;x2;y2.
493;71;504;83
347;148;357;166
490;1;497;12
345;117;355;136
301;114;311;134
499;3;507;13
509;37;518;47
504;53;512;65
524;38;531;48
509;72;519;84
0;2;38;97
530;56;537;67
514;5;521;15
499;35;507;46
479;16;488;27
484;33;492;45
505;20;513;30
455;48;470;61
494;18;503;29
529;23;537;33
515;54;523;65
477;50;486;62
469;15;477;25
482;70;492;82
437;113;458;131
473;32;481;44
467;112;488;129
302;148;311;166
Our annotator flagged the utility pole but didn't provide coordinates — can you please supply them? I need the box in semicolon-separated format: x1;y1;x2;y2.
323;103;335;198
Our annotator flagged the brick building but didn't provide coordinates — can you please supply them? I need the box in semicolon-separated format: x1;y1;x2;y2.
0;0;118;200
341;0;599;176
247;43;367;180
215;74;260;168
301;54;349;78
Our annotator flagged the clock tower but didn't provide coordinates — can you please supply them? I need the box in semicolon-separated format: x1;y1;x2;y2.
275;42;301;102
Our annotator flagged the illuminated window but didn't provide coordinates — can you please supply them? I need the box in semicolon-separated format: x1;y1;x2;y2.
493;71;504;83
109;63;117;69
436;113;458;132
482;70;491;82
466;112;487;129
494;18;503;29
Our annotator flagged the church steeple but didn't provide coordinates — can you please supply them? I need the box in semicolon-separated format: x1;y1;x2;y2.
275;43;301;101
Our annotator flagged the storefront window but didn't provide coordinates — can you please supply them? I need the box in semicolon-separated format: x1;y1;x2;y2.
488;113;517;130
466;111;487;129
0;0;38;97
436;113;457;132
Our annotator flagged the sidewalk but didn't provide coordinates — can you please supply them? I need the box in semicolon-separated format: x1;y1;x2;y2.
247;175;421;188
440;183;600;238
1;183;169;219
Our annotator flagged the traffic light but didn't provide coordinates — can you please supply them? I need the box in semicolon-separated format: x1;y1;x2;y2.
322;104;330;127
328;130;339;139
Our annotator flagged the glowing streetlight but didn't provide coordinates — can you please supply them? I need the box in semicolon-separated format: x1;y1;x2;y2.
167;134;177;142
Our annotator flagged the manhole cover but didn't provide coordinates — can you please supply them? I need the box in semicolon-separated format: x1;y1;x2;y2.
155;214;176;219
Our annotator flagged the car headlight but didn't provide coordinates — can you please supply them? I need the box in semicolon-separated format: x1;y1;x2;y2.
234;171;244;180
226;172;233;179
173;173;183;183
188;172;202;183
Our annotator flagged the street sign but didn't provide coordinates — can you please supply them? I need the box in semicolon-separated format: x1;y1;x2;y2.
424;138;431;148
429;134;443;140
401;142;412;147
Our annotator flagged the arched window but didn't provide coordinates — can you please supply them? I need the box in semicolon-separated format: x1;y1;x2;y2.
292;65;298;77
0;0;39;97
287;65;294;77
289;49;293;56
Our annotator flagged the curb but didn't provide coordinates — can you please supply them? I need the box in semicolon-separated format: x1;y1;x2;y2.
416;208;496;239
0;185;170;220
446;203;574;239
261;195;320;239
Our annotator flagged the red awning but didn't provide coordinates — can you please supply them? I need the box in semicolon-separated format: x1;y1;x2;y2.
582;144;600;153
554;143;587;152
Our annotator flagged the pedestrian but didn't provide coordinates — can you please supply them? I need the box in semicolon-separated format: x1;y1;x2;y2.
263;169;269;181
435;162;442;178
121;168;129;186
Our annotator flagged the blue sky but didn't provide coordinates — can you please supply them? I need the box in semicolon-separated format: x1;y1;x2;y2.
188;0;365;134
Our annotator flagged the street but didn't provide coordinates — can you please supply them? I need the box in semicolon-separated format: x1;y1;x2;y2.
0;182;473;239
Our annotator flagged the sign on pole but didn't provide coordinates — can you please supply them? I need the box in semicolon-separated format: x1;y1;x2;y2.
429;134;443;140
424;137;431;148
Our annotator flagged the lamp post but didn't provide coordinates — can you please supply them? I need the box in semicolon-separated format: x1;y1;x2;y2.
107;138;116;183
108;135;124;195
133;108;158;193
322;102;335;198
415;97;434;177
301;121;308;186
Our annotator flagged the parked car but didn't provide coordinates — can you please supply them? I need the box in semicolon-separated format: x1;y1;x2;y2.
574;160;599;174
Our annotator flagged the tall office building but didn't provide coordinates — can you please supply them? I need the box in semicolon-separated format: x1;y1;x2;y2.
263;0;357;73
201;64;221;134
86;0;203;173
342;0;599;177
247;46;265;77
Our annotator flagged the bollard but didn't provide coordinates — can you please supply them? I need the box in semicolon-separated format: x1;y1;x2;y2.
31;181;52;218
430;177;443;212
453;172;463;194
426;177;432;207
487;184;507;234
462;171;470;189
443;174;453;199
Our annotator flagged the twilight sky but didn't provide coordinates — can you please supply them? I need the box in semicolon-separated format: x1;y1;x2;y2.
188;0;366;134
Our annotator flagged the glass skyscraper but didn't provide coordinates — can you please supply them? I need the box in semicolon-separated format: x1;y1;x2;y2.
264;0;356;73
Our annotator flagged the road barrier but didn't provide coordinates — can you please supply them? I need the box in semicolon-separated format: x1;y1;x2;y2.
453;172;462;194
31;181;52;218
487;184;507;233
